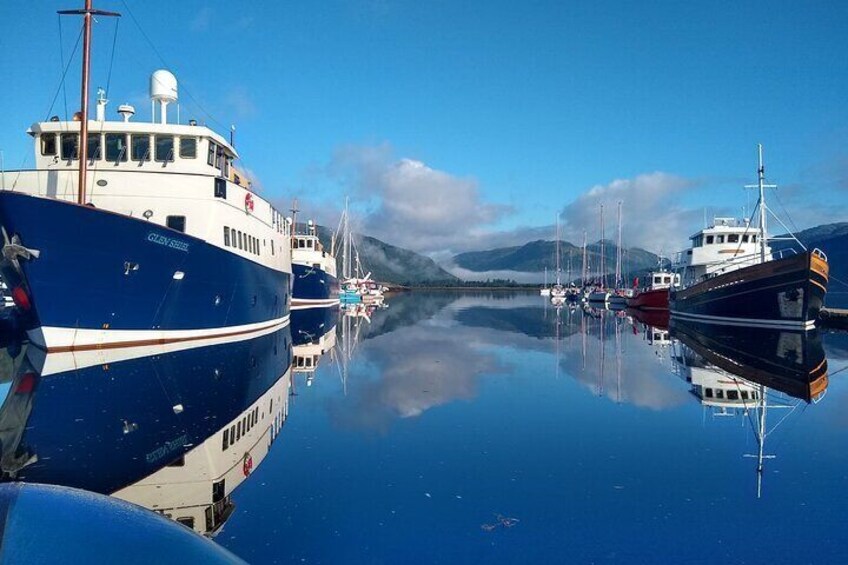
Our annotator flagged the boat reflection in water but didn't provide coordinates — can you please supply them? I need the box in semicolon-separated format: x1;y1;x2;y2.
291;306;339;387
0;326;292;540
669;319;828;497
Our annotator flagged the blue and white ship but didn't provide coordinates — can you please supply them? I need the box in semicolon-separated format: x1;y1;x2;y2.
291;218;339;310
0;6;292;352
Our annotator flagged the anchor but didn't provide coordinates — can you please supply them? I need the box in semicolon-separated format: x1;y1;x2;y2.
1;226;41;274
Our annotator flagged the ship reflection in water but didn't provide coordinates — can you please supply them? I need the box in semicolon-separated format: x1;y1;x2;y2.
0;318;300;559
668;320;828;498
0;293;845;563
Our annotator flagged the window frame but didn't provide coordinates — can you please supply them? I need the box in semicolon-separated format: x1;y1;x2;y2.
154;134;176;163
166;215;186;233
60;133;79;160
179;136;197;159
87;133;102;161
207;140;217;166
104;133;129;162
131;134;151;162
41;133;58;156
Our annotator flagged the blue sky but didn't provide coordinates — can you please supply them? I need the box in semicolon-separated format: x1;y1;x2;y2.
1;1;847;259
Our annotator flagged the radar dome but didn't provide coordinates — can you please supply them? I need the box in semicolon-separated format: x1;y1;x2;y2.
150;70;178;103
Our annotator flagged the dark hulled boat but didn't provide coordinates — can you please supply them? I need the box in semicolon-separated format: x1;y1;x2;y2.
670;145;828;330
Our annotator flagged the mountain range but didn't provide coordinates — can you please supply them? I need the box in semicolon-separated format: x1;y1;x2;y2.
310;225;457;285
302;221;848;294
452;239;660;281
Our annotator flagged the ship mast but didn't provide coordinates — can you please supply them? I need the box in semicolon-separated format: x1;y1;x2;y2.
58;1;120;205
555;215;561;286
745;144;776;264
289;198;299;243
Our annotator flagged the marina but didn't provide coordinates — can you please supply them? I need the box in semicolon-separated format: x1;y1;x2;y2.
0;1;847;563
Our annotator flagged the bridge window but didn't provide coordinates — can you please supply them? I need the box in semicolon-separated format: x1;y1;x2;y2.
715;390;724;399
87;134;102;160
751;235;757;243
41;134;57;156
727;390;739;400
716;235;725;244
167;215;186;233
131;134;151;161
224;226;230;247
663;276;671;284
653;276;662;284
61;133;79;160
207;141;217;166
180;137;197;158
705;388;713;398
105;133;128;162
155;135;175;162
215;146;224;170
742;234;749;243
705;235;714;244
727;234;739;243
238;231;243;250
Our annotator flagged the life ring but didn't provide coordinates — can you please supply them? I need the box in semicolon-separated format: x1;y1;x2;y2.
242;453;253;477
244;192;255;214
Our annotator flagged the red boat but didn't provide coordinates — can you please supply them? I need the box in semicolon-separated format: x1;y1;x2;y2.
627;271;678;310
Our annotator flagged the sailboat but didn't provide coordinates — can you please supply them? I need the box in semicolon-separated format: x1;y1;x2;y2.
588;204;611;305
608;201;631;307
670;145;828;329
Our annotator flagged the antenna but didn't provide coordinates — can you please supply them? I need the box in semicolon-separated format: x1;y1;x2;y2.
58;1;121;205
289;198;299;239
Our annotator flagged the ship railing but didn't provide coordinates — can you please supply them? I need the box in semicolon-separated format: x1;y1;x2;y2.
812;248;828;262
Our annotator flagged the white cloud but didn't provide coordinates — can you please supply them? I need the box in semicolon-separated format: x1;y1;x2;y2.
559;172;704;254
328;144;509;255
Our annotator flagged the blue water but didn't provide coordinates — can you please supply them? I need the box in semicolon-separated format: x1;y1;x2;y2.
217;293;848;564
1;292;846;563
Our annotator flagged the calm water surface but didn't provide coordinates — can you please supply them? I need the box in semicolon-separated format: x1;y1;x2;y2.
2;291;847;564
224;292;848;564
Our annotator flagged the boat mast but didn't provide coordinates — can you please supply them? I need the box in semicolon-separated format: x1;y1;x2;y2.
756;144;768;263
615;201;623;289
342;198;350;280
599;204;605;288
581;230;587;286
555;215;561;286
58;1;120;205
289;198;299;243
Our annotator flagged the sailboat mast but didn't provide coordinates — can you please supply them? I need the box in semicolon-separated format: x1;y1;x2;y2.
615;201;623;289
581;230;587;286
555;215;561;285
599;204;605;288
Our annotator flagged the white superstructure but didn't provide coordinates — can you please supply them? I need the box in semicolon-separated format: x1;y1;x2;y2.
3;71;292;275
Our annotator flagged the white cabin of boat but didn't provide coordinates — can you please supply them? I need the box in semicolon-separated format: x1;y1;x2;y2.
292;220;337;277
674;217;770;285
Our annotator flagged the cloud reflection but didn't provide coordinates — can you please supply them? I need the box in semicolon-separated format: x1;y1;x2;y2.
327;295;695;433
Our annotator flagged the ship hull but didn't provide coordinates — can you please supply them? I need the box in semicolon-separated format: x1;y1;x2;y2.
628;288;669;310
291;262;339;309
670;250;828;330
0;191;291;351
